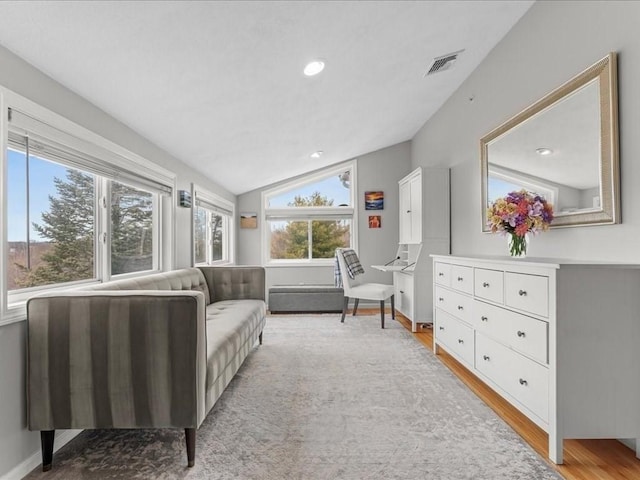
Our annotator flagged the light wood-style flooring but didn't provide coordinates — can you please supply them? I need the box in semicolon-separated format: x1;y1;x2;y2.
374;311;640;480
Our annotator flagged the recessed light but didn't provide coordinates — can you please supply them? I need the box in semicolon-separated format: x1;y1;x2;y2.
310;151;324;159
536;147;553;156
304;60;325;76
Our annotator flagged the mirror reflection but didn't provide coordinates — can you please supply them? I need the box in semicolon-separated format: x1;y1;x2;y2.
481;53;619;230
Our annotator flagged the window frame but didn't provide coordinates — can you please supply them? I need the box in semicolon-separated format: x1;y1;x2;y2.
261;161;357;266
191;184;235;266
0;87;176;326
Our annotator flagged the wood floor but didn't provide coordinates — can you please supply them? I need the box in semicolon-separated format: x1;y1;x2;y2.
377;311;640;480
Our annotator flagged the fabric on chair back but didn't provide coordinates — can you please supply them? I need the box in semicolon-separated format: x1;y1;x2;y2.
334;249;364;288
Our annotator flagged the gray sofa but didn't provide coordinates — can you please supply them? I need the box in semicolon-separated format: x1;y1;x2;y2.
27;266;266;471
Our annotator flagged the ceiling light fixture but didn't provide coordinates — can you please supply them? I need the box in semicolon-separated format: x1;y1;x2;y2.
536;147;553;156
310;151;324;159
304;60;325;76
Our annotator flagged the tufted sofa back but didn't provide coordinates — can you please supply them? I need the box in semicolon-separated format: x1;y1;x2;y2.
88;267;211;304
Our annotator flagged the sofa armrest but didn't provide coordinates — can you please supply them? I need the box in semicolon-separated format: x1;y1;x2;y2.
198;266;265;302
27;291;207;431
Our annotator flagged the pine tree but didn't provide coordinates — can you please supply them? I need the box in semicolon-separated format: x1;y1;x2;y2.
270;192;350;259
110;182;153;274
16;170;95;287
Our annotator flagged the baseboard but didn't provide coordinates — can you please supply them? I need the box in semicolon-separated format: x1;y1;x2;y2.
1;429;81;480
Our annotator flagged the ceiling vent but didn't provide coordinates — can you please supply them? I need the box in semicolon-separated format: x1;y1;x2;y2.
424;49;464;76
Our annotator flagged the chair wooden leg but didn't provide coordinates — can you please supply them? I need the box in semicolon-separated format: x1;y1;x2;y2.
259;331;263;345
185;428;196;467
390;294;395;320
352;298;359;316
380;300;385;329
41;430;55;472
341;297;349;323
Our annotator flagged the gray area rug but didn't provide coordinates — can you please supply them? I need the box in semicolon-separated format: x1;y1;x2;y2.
26;315;562;479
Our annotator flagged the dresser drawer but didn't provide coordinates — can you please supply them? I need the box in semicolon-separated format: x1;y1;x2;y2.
472;300;548;364
434;262;451;287
476;333;549;422
434;285;472;325
451;265;474;294
505;272;549;318
436;309;474;367
474;268;504;304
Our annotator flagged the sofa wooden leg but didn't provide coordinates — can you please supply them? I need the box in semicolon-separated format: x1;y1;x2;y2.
185;428;196;467
259;332;263;345
341;297;349;323
41;430;55;472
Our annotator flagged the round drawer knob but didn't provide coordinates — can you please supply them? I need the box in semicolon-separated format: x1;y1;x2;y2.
481;316;488;322
399;290;405;294
457;277;463;281
457;305;464;310
458;339;464;344
482;282;490;287
519;378;528;386
517;331;526;338
438;272;444;277
438;297;444;302
483;355;490;361
518;290;527;296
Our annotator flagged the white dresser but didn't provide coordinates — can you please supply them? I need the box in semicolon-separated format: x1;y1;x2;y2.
431;254;640;464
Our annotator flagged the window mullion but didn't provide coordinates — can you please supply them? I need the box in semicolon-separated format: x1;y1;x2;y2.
97;178;110;283
307;219;312;260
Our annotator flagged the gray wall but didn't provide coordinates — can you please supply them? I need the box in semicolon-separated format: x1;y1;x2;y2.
0;44;235;477
411;0;639;451
413;0;640;261
237;142;412;297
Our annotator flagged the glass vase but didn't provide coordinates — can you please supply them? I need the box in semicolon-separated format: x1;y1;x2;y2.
507;233;529;258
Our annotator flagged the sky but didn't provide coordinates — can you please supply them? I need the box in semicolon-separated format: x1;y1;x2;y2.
268;173;350;207
7;149;69;242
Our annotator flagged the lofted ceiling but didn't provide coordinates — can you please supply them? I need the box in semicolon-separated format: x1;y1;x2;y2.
0;1;534;195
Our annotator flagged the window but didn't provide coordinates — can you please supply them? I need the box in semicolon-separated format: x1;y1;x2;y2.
263;162;356;264
192;186;234;265
488;165;557;207
2;102;174;318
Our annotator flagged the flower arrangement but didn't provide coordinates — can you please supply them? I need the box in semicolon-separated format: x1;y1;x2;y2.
486;189;554;257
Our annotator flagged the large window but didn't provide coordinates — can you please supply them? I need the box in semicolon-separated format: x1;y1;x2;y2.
193;186;234;265
263;162;356;264
2;104;173;317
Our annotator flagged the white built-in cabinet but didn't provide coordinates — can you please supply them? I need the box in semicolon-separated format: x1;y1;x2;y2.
431;254;640;464
389;167;450;332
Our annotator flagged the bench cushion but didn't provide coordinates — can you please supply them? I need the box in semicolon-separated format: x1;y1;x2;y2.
269;284;344;313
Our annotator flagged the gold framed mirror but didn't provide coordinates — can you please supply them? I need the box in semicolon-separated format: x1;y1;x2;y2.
480;52;619;230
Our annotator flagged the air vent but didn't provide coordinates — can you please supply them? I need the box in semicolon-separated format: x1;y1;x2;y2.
424;49;464;76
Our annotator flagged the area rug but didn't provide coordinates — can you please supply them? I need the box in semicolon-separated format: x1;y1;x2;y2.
26;315;562;479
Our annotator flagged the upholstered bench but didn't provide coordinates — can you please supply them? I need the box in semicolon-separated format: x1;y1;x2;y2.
268;284;344;313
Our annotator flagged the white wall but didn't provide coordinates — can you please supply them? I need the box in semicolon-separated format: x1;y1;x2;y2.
412;0;640;262
237;142;412;297
0;44;235;478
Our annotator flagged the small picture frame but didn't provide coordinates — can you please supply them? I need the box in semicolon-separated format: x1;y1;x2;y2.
240;212;258;229
365;191;384;210
368;215;381;229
